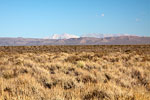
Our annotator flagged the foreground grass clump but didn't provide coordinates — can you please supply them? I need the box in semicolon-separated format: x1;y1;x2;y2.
0;45;150;100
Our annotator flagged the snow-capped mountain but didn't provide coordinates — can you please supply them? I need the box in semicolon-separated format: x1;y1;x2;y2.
51;33;79;39
44;33;137;39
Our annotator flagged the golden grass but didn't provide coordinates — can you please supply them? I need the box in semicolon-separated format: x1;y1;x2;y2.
0;45;150;100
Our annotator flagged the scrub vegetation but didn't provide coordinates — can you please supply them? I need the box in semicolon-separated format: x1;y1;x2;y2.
0;45;150;100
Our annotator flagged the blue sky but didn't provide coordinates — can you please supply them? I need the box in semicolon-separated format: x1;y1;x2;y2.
0;0;149;38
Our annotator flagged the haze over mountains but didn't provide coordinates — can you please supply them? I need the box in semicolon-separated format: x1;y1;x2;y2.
0;33;150;46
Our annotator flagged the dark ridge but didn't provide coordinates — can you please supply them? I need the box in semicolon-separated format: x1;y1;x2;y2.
0;36;150;46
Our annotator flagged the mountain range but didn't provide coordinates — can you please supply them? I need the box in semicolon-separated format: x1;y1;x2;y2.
0;36;150;46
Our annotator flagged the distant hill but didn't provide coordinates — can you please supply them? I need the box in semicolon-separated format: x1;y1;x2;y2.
0;36;150;46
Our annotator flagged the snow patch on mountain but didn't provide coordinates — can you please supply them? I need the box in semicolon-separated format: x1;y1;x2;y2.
51;33;79;39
